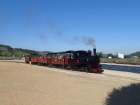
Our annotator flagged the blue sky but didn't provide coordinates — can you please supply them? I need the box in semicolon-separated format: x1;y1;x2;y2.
0;0;140;54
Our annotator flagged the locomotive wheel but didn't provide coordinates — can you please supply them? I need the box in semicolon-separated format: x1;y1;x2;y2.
48;64;52;67
87;66;92;73
66;65;71;70
83;67;88;72
74;66;78;71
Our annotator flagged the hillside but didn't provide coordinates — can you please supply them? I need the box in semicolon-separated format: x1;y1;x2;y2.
0;44;140;58
0;44;39;57
129;51;140;57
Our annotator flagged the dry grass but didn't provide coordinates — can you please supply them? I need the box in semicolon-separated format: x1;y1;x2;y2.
101;58;140;65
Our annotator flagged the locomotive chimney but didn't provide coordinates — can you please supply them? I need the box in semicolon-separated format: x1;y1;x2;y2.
93;48;96;55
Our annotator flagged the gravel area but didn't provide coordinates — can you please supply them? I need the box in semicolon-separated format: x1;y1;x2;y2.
0;60;139;105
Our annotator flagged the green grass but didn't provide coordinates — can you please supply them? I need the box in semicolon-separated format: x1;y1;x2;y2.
101;58;140;65
0;56;22;60
0;47;8;51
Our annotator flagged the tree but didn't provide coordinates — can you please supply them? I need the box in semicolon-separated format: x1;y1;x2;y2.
138;54;140;59
98;52;103;58
107;53;113;57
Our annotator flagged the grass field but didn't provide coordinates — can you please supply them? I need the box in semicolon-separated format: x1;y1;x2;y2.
0;57;22;60
101;58;140;65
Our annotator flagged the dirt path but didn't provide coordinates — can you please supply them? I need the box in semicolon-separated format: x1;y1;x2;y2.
0;60;139;105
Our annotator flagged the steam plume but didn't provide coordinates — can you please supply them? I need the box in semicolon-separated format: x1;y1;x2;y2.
83;37;96;48
46;18;55;31
45;18;96;48
38;33;47;44
56;28;66;38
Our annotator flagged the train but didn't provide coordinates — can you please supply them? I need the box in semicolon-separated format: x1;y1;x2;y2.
25;48;104;73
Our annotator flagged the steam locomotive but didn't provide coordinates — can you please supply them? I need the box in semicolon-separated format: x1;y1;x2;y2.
25;48;104;73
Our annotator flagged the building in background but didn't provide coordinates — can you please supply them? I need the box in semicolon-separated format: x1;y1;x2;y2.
117;53;124;59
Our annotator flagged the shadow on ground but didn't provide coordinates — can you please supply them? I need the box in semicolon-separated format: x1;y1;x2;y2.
104;83;140;105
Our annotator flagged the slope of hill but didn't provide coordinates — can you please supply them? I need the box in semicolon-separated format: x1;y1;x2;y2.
0;44;140;58
129;51;140;57
0;44;39;57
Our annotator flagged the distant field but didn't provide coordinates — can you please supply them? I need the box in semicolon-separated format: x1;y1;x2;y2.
101;58;140;65
0;57;22;60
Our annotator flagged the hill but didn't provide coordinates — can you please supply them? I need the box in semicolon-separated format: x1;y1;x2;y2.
0;44;140;58
129;51;140;57
0;44;39;57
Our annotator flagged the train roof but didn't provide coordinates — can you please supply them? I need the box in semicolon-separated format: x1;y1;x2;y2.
47;50;87;55
47;50;74;54
75;50;87;52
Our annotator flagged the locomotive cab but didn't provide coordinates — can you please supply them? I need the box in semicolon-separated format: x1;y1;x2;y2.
90;49;104;73
75;49;103;73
